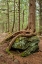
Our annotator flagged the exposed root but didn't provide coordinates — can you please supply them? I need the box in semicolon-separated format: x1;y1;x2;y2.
7;31;36;50
2;30;30;42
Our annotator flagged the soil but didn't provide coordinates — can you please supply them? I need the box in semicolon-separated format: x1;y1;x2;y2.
0;33;42;64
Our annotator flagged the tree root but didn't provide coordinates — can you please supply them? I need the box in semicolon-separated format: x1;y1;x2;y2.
3;30;30;42
7;31;36;50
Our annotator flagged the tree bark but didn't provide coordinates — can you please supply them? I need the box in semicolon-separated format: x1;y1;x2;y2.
6;23;7;32
28;0;36;32
22;10;24;29
7;1;9;32
18;0;20;31
39;0;42;35
12;0;15;32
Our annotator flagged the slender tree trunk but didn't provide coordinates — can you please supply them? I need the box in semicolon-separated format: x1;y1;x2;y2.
22;10;24;29
18;0;20;31
2;22;4;33
6;23;7;32
28;0;36;32
7;1;9;32
39;0;42;35
12;0;15;32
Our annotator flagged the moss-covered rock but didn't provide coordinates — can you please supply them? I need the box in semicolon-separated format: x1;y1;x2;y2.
12;37;30;50
12;36;39;57
21;45;39;57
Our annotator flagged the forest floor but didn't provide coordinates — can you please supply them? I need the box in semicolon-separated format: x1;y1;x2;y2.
0;33;42;64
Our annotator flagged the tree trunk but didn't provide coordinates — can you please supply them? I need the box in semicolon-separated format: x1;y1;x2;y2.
6;23;7;32
7;1;9;32
39;0;42;35
22;10;24;29
2;22;4;33
28;0;36;32
12;0;15;32
18;0;20;31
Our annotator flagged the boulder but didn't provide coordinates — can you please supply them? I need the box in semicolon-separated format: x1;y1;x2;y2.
12;36;40;57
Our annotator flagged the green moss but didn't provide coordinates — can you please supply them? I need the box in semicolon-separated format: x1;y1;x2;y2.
11;36;39;57
21;51;30;57
12;37;30;50
6;48;11;55
27;36;39;42
21;45;39;57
